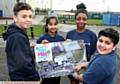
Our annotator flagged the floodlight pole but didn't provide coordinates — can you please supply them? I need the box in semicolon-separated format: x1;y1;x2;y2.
50;0;52;10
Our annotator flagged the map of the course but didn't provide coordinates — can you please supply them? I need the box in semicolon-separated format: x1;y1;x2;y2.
34;40;87;78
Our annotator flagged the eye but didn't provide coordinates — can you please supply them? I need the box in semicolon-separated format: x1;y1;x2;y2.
48;22;57;26
76;17;81;21
49;23;52;26
29;15;32;19
54;23;57;25
82;17;87;21
76;17;87;21
105;41;111;45
22;15;27;18
98;39;103;43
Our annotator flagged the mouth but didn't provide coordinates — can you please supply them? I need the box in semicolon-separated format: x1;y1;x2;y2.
77;23;85;27
98;47;106;52
78;23;84;25
25;23;32;26
51;28;57;31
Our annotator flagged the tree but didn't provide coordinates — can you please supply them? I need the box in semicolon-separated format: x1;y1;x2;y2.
16;0;20;3
70;9;74;13
35;8;40;15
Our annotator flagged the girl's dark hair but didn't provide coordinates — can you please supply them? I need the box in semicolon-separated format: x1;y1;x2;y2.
76;3;86;10
13;2;32;16
75;3;88;19
98;28;119;46
75;9;88;19
44;16;58;33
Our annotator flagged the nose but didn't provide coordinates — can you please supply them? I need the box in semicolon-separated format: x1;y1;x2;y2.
77;19;83;22
51;25;56;28
100;42;106;47
80;19;84;22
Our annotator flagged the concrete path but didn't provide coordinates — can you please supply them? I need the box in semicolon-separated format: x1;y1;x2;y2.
0;16;120;83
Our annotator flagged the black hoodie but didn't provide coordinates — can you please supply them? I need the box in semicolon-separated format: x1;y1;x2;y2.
2;23;40;81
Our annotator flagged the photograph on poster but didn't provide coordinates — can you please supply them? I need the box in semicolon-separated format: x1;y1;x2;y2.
34;40;87;78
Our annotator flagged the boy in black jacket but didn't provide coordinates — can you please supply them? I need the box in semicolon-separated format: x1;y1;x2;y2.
2;2;40;81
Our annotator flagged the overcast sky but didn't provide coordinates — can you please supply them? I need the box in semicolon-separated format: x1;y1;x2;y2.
51;0;120;12
27;0;120;12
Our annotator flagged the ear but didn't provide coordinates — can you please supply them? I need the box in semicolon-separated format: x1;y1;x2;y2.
113;44;118;50
13;15;17;22
85;21;87;24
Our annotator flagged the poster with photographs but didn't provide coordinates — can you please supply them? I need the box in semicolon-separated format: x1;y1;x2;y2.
34;40;87;78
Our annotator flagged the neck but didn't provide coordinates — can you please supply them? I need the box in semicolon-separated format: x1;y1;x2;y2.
48;32;56;37
76;28;85;32
16;23;26;31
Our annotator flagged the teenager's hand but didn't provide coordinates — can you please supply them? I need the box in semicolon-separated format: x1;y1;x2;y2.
74;73;84;81
66;39;72;42
74;62;88;72
41;40;49;44
30;42;36;48
74;64;83;72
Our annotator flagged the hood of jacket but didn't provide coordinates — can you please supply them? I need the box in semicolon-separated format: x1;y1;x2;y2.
2;23;27;40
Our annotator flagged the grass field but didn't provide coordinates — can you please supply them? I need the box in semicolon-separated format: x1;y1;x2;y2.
0;25;45;38
0;25;5;36
87;19;103;25
59;19;103;25
27;25;44;37
0;24;120;82
0;19;105;37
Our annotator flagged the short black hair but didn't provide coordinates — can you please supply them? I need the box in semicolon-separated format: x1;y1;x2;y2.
98;28;119;46
44;16;58;33
13;2;32;16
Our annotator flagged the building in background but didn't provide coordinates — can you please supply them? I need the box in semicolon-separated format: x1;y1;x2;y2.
0;0;51;18
103;12;120;26
26;0;50;10
0;0;26;17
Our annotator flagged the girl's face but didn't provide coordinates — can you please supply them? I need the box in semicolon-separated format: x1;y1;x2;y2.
97;36;116;54
47;18;58;33
76;13;87;29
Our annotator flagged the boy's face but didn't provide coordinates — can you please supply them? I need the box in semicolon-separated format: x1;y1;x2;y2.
97;36;117;54
13;10;33;29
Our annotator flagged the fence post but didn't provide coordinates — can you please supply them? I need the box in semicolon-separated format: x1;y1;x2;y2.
30;27;34;39
4;25;7;31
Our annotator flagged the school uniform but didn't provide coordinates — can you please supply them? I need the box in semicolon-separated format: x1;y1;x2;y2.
83;51;117;84
37;33;65;84
3;23;40;81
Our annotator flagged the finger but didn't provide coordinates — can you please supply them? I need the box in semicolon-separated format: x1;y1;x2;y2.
42;40;48;43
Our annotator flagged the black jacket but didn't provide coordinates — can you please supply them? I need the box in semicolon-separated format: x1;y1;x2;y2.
3;23;40;81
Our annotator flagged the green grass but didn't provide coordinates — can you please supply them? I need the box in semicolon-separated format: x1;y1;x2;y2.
87;19;103;25
58;18;103;25
0;19;104;37
27;25;44;37
0;25;45;38
0;25;6;37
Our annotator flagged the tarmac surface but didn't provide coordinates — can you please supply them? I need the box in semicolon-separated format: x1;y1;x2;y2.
0;15;120;83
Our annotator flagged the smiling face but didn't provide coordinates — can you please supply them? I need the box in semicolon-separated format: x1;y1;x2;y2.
75;13;87;31
47;18;58;34
97;36;117;55
13;10;33;29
